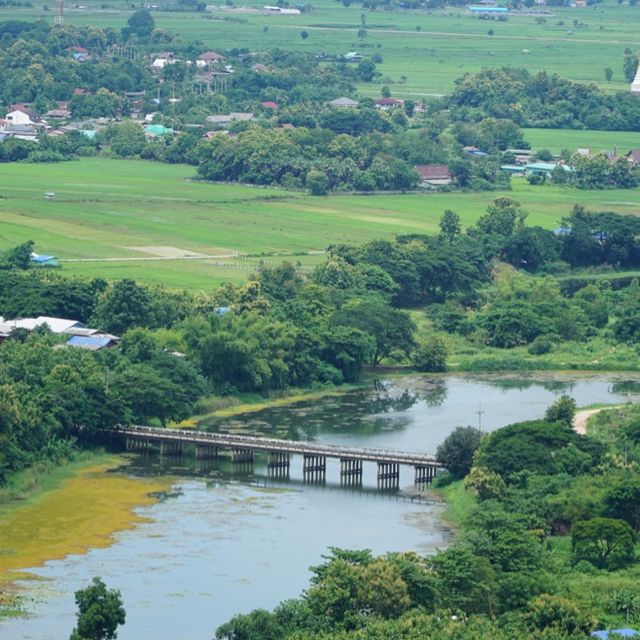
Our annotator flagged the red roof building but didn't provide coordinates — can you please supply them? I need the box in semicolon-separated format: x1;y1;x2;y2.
414;164;453;187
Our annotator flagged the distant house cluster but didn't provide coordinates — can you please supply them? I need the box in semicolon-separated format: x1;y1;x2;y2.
0;105;48;142
0;315;118;350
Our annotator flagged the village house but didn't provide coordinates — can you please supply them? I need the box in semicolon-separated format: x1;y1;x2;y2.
206;112;255;128
414;164;453;188
151;52;177;69
374;97;403;110
343;51;362;62
0;315;119;349
5;107;39;127
625;149;640;165
30;253;59;267
327;96;359;108
196;51;225;68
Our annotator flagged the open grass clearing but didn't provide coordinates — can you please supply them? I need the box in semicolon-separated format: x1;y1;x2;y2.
523;128;640;154
1;158;639;288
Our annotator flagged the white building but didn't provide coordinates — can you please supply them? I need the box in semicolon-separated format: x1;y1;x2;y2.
5;109;36;126
631;65;640;95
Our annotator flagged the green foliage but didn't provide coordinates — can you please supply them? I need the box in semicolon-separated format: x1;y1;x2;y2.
126;9;155;38
571;517;635;569
436;426;482;478
412;335;448;372
1;240;34;270
603;478;640;532
545;395;577;427
69;577;125;640
525;594;595;636
306;170;329;196
476;419;603;479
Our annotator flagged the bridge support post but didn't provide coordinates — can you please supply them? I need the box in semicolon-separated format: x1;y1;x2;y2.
196;444;218;460
267;451;290;478
303;454;326;483
125;437;150;452
340;458;362;486
414;464;435;486
377;461;400;490
232;448;253;464
160;441;183;457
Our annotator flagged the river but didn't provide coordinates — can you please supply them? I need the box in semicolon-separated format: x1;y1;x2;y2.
3;373;640;640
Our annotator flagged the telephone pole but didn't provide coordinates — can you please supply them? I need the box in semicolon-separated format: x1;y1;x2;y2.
477;405;484;433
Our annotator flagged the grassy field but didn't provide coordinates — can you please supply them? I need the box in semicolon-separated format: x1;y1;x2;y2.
1;0;640;96
1;158;640;289
523;128;640;154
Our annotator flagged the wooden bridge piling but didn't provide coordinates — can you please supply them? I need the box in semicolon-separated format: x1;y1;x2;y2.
195;444;218;460
160;440;183;456
377;461;400;490
414;464;436;485
267;451;290;478
231;448;254;464
303;454;326;483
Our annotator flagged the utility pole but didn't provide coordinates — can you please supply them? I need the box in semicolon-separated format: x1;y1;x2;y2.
477;405;484;433
55;0;64;24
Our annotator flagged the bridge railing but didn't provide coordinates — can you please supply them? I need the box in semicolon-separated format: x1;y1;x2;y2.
111;424;442;467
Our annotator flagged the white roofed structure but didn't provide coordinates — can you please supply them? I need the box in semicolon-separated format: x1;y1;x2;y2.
632;65;640;95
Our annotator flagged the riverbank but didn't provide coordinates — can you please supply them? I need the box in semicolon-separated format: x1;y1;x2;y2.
178;384;361;426
0;454;172;611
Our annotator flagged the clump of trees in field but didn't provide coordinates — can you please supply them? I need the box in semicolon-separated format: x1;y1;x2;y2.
449;67;640;131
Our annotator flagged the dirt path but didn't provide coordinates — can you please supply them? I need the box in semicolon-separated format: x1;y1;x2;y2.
573;408;605;435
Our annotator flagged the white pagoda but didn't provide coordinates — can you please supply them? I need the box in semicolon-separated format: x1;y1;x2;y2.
631;65;640;95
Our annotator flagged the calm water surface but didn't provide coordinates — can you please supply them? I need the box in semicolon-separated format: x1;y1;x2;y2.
4;374;640;640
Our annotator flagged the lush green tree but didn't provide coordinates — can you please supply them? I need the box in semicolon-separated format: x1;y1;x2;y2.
69;577;125;640
544;395;577;427
126;9;155;38
603;478;640;532
215;609;284;640
321;326;375;382
439;209;461;241
2;240;34;270
412;336;447;372
306;169;329;195
571;517;635;569
332;298;415;365
476;419;602;479
436;426;482;478
92;279;151;335
525;594;595;636
431;546;497;615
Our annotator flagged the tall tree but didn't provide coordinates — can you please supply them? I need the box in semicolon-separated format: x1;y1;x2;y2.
69;577;126;640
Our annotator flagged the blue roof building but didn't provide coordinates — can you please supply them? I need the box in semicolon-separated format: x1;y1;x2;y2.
67;336;115;350
467;5;508;12
30;254;59;267
591;630;640;639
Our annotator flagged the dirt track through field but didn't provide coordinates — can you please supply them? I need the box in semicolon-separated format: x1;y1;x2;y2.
572;408;605;435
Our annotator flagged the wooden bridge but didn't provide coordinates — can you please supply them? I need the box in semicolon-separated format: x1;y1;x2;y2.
112;425;444;489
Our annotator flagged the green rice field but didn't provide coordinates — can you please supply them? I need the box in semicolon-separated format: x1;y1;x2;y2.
522;128;640;154
1;158;639;289
2;0;640;96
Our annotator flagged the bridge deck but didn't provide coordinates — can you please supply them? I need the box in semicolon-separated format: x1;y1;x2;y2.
114;425;442;468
